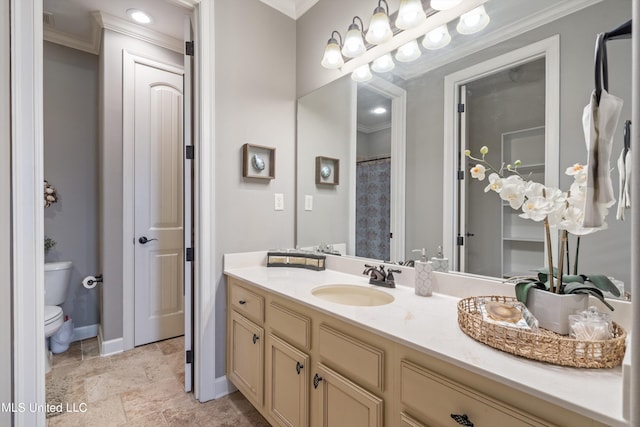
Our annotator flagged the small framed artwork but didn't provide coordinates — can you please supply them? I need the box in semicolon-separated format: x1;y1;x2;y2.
243;143;275;179
315;156;339;185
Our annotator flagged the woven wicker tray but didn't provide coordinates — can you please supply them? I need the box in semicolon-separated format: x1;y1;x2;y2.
457;296;627;368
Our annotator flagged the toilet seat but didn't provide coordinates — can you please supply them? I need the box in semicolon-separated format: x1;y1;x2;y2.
44;305;64;338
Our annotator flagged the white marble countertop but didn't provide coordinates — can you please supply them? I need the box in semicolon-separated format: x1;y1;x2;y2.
224;252;629;427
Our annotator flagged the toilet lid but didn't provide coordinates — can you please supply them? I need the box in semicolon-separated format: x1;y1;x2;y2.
44;305;63;325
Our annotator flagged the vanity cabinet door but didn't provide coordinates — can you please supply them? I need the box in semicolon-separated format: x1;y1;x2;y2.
314;363;383;427
228;310;264;407
266;334;310;427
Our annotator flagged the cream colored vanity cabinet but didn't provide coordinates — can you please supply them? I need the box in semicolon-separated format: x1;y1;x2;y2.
227;278;265;409
265;302;312;427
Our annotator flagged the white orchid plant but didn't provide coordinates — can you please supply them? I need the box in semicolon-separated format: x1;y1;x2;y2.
466;146;620;309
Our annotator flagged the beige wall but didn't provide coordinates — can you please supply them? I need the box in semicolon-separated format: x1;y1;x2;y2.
214;0;297;376
0;0;12;422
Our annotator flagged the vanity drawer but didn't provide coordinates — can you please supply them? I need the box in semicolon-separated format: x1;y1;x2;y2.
268;302;311;350
229;279;264;324
318;324;384;393
400;360;551;427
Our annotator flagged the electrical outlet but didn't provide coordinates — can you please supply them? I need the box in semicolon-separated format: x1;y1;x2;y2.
304;195;313;211
274;193;284;211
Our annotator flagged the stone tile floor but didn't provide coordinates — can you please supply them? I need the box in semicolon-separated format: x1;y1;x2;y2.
46;336;270;426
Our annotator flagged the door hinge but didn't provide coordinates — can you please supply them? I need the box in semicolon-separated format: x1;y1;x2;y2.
458;103;465;113
186;247;194;262
185;350;193;364
457;236;464;246
185;145;194;160
457;170;465;180
389;232;393;239
185;41;194;56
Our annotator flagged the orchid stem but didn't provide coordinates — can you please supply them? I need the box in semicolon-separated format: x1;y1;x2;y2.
544;218;555;293
573;236;581;276
557;230;567;294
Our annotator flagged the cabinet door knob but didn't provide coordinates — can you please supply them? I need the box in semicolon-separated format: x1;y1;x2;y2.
313;373;323;389
450;414;474;426
238;300;246;305
296;362;304;375
252;333;260;344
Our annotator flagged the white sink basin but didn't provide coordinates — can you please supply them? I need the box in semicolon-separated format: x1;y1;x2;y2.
311;284;394;306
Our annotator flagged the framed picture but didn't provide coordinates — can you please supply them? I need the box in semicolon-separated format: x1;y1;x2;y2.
315;156;339;185
242;143;275;179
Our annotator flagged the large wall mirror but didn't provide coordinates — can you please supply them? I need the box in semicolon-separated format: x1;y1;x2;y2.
296;0;632;292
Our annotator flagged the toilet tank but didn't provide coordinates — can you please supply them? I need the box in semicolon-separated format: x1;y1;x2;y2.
44;261;73;306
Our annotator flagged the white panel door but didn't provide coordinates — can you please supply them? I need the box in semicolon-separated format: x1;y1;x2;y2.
134;62;184;346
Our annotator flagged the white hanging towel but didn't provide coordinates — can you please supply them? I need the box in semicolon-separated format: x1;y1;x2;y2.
616;147;631;220
582;89;623;227
582;33;624;227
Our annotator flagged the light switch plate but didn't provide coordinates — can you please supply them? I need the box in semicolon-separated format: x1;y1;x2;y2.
304;195;313;211
274;193;284;211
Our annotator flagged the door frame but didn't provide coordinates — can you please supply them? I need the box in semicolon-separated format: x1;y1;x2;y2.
357;76;407;261
442;35;560;273
122;50;185;351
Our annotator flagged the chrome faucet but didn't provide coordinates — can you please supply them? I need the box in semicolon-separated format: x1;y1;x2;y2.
363;264;401;288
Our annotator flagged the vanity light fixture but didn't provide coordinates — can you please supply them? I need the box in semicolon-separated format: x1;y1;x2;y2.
126;8;152;24
371;53;395;73
430;0;463;11
422;24;451;49
342;16;367;58
395;0;426;30
395;39;422;62
351;64;373;82
456;5;490;34
321;30;344;69
365;0;393;45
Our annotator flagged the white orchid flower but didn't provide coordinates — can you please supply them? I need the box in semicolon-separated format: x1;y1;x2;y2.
499;179;525;209
470;164;486;181
567;182;586;207
524;181;546;198
519;195;553;221
566;163;587;184
484;173;502;193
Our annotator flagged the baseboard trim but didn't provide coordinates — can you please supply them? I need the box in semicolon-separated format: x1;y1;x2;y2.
213;376;237;400
71;323;99;342
97;325;124;356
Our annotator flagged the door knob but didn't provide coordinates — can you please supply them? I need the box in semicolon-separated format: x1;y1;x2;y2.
138;236;158;244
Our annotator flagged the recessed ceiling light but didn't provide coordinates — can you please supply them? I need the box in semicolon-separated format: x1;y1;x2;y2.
372;107;387;114
127;8;153;25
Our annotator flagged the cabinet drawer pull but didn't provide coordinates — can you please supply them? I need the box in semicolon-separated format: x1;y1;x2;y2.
238;300;247;305
450;414;474;426
313;373;323;389
252;333;260;344
296;361;304;375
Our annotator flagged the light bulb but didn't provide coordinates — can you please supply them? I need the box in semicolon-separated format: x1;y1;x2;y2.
365;7;392;45
457;5;490;35
371;53;395;73
430;0;463;11
321;37;344;69
422;24;451;50
395;0;426;30
351;64;373;82
395;39;422;62
342;23;366;58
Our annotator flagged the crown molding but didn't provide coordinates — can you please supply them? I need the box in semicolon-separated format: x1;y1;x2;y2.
96;11;183;54
43;12;101;55
259;0;319;20
358;121;392;134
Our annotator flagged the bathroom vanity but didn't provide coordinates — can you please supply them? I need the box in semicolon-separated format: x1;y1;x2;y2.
224;252;629;427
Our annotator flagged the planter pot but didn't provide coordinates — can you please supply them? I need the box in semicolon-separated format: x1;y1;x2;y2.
526;288;589;335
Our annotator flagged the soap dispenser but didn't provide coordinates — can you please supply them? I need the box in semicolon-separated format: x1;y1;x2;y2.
412;248;433;297
431;245;449;272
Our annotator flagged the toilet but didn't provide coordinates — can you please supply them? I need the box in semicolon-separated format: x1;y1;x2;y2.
44;261;72;372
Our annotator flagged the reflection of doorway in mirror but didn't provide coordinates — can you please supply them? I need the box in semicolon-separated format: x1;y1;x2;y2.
462;57;546;278
355;85;392;261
